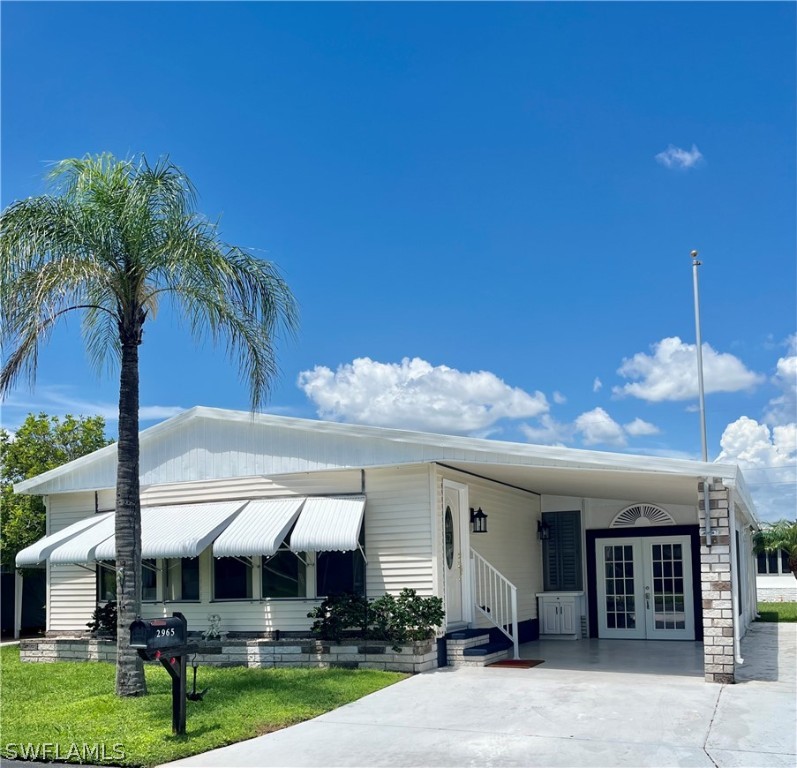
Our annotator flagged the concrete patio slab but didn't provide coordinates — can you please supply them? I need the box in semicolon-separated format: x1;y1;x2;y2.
161;622;796;768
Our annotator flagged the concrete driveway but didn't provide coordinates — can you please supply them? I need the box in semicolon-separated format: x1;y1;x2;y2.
162;623;796;768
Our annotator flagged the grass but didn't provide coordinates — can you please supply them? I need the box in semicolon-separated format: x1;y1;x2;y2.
756;602;797;622
0;646;406;767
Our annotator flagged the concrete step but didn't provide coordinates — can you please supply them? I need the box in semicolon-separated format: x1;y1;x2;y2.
462;640;513;657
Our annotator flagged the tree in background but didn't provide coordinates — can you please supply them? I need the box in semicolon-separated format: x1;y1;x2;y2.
754;520;797;580
0;154;298;695
1;413;111;571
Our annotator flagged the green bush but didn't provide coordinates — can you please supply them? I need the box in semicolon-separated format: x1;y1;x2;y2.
308;589;445;650
86;601;117;638
307;593;369;641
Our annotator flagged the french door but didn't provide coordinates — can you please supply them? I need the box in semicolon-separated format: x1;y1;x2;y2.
596;536;694;640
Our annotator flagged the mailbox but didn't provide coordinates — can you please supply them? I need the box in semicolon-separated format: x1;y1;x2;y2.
130;613;187;653
130;612;193;735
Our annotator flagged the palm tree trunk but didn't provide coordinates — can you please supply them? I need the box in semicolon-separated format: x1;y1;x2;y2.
115;320;146;696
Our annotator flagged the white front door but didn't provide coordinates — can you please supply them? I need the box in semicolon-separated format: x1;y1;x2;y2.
596;536;694;640
443;484;465;627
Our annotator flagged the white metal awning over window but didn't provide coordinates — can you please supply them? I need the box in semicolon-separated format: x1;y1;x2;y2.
15;512;114;567
44;501;246;564
212;498;304;557
48;513;116;565
290;496;366;553
19;495;366;566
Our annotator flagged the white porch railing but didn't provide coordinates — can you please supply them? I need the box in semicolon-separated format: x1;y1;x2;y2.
470;550;519;659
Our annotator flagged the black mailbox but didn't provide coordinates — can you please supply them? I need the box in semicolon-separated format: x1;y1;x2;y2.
130;613;187;652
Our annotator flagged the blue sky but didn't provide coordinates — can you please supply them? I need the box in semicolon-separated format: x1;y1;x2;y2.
2;2;795;521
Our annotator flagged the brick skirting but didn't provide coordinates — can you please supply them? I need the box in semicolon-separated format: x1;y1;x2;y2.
18;637;439;673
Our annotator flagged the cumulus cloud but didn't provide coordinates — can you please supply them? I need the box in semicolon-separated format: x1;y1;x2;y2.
716;415;796;522
521;408;660;449
593;377;603;393
764;334;797;427
574;407;627;446
655;144;704;170
298;357;549;434
552;391;567;405
520;415;572;446
624;417;660;437
614;337;764;402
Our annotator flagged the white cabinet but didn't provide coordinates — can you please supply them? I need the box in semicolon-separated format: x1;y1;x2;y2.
537;592;584;638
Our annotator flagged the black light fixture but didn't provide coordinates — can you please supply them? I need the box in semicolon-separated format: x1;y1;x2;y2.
537;519;550;541
470;507;488;534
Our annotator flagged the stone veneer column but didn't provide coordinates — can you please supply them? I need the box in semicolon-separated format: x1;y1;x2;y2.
698;477;735;683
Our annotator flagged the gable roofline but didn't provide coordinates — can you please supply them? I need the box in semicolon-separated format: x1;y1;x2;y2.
14;404;746;496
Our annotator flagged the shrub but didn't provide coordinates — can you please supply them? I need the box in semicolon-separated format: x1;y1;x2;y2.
308;593;369;641
86;601;117;638
308;589;445;650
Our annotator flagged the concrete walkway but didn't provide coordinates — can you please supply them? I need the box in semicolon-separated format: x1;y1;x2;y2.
162;623;796;768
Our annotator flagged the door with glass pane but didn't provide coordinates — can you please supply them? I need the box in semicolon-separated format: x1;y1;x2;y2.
596;536;694;640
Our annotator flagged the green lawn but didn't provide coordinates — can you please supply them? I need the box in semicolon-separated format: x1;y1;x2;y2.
756;602;797;622
0;646;405;767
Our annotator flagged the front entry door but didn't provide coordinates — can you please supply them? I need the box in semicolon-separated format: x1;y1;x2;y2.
596;536;694;640
443;485;465;626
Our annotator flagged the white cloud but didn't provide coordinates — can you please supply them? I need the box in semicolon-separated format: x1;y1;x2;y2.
520;415;572;446
593;377;603;393
521;409;660;449
1;385;184;429
298;357;549;434
764;334;797;427
624;417;660;437
614;337;764;402
716;415;796;523
574;407;627;447
655;144;704;170
552;391;567;405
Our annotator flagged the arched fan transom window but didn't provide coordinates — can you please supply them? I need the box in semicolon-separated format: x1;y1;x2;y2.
610;504;675;528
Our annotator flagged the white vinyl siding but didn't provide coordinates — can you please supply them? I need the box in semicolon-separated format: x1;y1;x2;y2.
46;492;99;632
435;468;541;627
364;466;435;595
43;466;435;634
140;470;363;506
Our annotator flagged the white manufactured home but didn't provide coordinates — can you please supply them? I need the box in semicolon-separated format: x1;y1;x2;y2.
15;407;760;682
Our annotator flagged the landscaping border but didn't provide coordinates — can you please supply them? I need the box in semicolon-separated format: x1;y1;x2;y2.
18;637;438;673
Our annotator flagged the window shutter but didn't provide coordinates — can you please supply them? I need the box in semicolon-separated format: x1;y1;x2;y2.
542;511;582;591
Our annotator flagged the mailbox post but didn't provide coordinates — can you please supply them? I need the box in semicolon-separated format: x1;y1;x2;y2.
130;612;196;735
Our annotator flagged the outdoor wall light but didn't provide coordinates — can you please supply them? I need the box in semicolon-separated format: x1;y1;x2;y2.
470;507;488;534
537;520;550;541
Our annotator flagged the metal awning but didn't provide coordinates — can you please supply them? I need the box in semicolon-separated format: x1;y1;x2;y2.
290;496;366;553
15;512;114;567
21;496;366;566
48;513;116;565
212;498;305;557
45;501;246;564
94;501;247;560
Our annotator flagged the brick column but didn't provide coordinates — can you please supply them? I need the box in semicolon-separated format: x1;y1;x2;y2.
698;478;735;683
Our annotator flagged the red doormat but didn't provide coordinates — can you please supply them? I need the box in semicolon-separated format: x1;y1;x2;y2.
487;659;544;669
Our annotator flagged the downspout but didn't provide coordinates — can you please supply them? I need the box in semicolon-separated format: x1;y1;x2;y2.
702;478;713;548
692;252;713;550
728;494;743;665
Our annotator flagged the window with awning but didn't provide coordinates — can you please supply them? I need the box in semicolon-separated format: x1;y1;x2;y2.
19;495;367;600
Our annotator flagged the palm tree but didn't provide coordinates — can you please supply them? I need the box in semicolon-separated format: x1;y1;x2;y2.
754;519;797;580
0;154;298;695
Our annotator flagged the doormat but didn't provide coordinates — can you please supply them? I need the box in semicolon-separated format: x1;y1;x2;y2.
487;659;544;669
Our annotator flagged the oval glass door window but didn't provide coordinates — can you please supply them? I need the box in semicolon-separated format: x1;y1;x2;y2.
444;506;454;569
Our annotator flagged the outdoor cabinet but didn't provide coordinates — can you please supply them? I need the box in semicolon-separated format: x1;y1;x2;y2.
537;592;583;638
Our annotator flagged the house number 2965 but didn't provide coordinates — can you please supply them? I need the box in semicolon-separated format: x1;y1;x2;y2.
155;628;176;637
